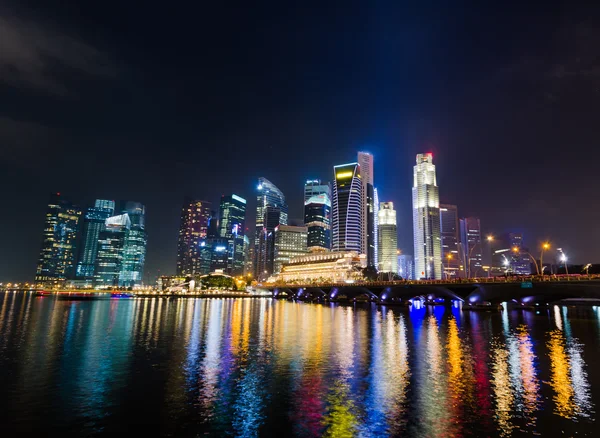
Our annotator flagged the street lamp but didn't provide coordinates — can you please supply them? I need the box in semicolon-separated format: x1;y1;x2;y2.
445;254;453;280
513;246;540;275
540;242;550;276
557;248;569;276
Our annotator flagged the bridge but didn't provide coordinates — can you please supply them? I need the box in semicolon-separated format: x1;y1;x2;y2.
263;276;600;305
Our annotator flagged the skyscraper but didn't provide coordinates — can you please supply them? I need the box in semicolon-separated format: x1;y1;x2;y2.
460;217;483;278
332;163;363;253
177;199;212;275
35;193;81;286
358;152;375;267
378;202;398;274
304;179;330;203
119;201;147;287
373;187;379;269
254;178;288;280
95;213;130;287
439;204;460;278
304;193;331;251
397;254;414;280
273;225;308;274
412;153;442;279
76;199;115;279
218;194;247;275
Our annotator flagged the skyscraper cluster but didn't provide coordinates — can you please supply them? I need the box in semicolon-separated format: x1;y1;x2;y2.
35;193;147;288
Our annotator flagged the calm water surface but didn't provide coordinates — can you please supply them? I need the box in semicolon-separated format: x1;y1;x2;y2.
0;292;598;437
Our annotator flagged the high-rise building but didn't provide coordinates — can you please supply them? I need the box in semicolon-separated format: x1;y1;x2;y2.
490;232;531;276
358;152;375;267
460;217;483;278
397;254;414;280
373;187;379;269
254;178;288;280
177;199;212;275
35;193;81;286
439;204;460;278
304;179;330;203
412;153;442;279
95;213;130;287
208;237;229;273
119;201;147;287
377;202;398;274
243;235;252;276
304;193;331;251
274;225;308;274
332;162;363;254
76;199;115;279
218;194;247;275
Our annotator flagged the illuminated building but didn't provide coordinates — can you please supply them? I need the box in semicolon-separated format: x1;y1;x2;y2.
278;251;367;283
397;254;414;280
460;216;482;277
274;225;308;274
35;193;81;286
119;201;147;286
358;152;375;267
176;198;212;275
95;213;130;287
412;153;442;279
304;179;330;203
373;187;379;269
218;194;247;275
243;235;252;275
208;237;229;272
377;202;397;274
490;232;532;276
254;177;288;280
332;162;363;254
76;199;115;279
304;193;331;251
439;204;461;277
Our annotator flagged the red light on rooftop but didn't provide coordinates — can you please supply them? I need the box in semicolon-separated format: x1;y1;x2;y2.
427;152;433;157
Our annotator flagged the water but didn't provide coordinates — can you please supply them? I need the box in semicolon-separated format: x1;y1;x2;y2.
0;292;598;437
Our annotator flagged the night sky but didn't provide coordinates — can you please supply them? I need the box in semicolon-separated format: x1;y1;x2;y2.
1;1;599;281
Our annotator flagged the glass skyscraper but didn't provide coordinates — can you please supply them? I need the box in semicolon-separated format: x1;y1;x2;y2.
460;217;483;278
273;225;308;274
35;193;81;286
373;187;379;269
119;201;147;287
76;199;115;279
177;199;212;275
358;152;375;267
377;202;398;274
304;193;331;251
95;213;130;287
439;204;460;277
254;177;288;280
218;194;247;276
304;179;330;203
412;153;442;279
332;162;363;253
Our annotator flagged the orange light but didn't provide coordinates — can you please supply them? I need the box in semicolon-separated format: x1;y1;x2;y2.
512;247;519;253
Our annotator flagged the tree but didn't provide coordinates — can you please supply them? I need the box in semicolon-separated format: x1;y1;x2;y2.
362;266;379;281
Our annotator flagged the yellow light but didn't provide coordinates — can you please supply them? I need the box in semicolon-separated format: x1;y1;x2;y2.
512;247;519;253
447;254;452;260
487;235;494;242
543;243;550;250
336;171;354;179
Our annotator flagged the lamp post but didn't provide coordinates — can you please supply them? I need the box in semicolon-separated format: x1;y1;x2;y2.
557;248;568;276
540;242;550;276
512;247;540;276
445;254;453;280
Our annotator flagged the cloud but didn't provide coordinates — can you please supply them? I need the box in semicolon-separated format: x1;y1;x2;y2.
0;13;117;95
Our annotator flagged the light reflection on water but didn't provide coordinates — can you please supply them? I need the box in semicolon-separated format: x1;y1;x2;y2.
0;293;598;436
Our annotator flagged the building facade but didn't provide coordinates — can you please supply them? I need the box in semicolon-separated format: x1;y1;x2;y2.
397;254;414;280
377;202;398;274
439;204;461;278
95;213;130;287
76;199;115;279
176;199;212;276
119;201;147;287
304;193;331;251
412;153;442;279
273;225;308;274
278;251;367;283
358;152;375;267
373;187;379;269
490;232;532;276
304;179;330;203
35;193;81;286
460;217;483;278
254;177;288;280
218;194;247;275
332;162;363;254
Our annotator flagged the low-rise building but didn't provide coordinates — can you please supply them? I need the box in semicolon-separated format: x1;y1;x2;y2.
277;251;366;283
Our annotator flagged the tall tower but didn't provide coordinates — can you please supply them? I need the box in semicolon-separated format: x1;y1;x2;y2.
76;199;115;279
254;177;288;280
119;201;147;287
218;194;247;276
35;193;81;286
460;217;482;278
439;204;460;278
304;179;330;203
412;153;442;279
373;187;379;268
304;193;331;251
377;202;398;274
332;162;363;253
358;152;375;266
176;199;212;275
95;213;130;287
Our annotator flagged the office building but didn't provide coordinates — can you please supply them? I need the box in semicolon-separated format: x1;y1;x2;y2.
243;235;252;276
95;213;130;287
332;162;363;254
490;232;532;276
304;179;330;203
274;225;308;274
460;217;483;278
377;202;398;274
76;199;115;279
373;187;379;269
119;201;147;287
439;204;461;277
412;153;442;279
358;152;375;267
278;251;367;283
35;193;81;286
304;193;331;251
177;199;212;275
397;254;414;280
254;178;288;280
208;237;229;273
218;194;247;275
